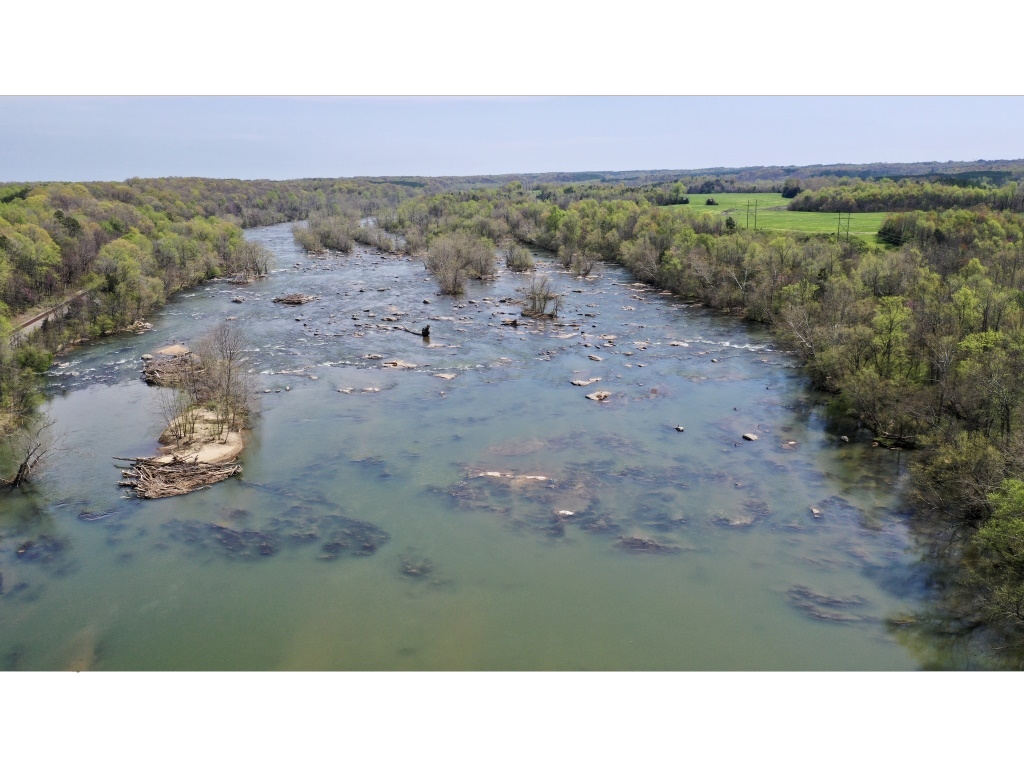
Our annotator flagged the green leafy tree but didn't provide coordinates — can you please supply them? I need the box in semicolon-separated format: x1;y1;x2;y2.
871;296;912;379
970;479;1024;629
781;179;802;199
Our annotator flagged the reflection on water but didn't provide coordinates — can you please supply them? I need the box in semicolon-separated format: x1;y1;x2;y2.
0;222;951;669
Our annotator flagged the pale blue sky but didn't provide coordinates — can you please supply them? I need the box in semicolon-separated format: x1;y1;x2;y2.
1;96;1022;182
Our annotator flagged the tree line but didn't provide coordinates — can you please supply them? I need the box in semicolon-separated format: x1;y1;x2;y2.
789;178;1024;214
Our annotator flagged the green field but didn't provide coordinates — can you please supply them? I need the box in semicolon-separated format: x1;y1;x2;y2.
667;192;889;244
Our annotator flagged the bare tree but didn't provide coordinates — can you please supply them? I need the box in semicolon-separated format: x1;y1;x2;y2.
504;242;534;272
466;237;497;279
425;233;497;294
3;416;61;489
570;250;597;277
234;241;272;281
155;385;199;445
425;235;466;295
194;322;257;438
293;212;357;254
522;275;563;318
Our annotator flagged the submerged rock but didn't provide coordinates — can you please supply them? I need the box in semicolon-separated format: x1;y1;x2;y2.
579;514;622;534
78;510;114;522
14;536;68;563
786;585;866;622
400;556;435;578
162;521;276;558
616;536;680;554
585;391;612;402
163;511;389;562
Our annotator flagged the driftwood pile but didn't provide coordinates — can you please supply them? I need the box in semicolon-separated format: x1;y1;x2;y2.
116;455;242;499
142;353;198;387
273;293;318;305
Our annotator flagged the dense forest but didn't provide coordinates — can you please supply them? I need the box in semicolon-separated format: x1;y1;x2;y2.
7;159;1024;661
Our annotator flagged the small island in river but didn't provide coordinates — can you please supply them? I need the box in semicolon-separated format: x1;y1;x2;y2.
120;326;254;498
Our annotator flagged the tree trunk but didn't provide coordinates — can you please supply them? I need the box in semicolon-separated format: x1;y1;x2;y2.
7;458;33;488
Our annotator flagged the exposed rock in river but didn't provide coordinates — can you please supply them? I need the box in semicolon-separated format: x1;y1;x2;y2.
273;293;318;305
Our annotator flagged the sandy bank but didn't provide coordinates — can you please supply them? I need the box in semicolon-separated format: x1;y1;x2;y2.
155;343;190;356
156;407;245;464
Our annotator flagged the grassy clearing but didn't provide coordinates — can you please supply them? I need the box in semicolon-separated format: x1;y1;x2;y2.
667;192;889;245
681;192;788;210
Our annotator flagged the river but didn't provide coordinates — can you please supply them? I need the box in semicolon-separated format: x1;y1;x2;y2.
0;222;941;670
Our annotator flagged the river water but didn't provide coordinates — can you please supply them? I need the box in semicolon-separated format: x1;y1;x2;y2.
0;222;936;670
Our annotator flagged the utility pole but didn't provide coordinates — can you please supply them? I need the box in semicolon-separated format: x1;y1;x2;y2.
754;200;758;231
845;211;851;243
